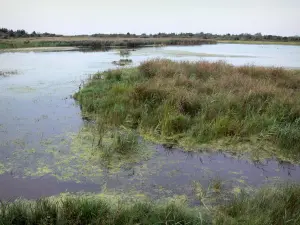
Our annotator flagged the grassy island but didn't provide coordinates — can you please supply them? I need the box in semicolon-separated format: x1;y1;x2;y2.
75;59;300;162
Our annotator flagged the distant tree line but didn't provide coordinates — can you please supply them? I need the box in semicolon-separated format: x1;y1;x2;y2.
1;28;299;42
0;28;61;38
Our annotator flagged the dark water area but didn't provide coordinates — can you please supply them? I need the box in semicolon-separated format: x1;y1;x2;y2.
1;143;299;201
1;44;300;201
0;173;100;200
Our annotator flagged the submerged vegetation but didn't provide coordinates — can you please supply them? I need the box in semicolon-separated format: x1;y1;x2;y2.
75;59;300;161
96;126;147;164
112;49;133;66
70;124;151;171
1;184;300;224
112;59;133;66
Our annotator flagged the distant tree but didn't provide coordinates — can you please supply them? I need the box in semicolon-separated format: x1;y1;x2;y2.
0;28;8;33
31;31;37;37
8;30;15;37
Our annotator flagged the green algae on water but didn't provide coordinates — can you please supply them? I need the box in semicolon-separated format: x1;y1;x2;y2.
0;163;6;174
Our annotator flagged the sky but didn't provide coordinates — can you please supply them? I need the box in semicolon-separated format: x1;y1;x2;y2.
1;0;300;36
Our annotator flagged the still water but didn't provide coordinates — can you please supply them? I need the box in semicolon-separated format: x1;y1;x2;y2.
0;44;300;201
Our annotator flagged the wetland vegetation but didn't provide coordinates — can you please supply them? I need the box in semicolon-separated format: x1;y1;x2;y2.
0;37;216;50
1;184;300;224
1;28;300;50
112;49;133;66
75;59;300;162
112;59;133;66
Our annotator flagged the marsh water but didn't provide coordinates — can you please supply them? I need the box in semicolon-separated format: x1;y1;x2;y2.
1;44;300;201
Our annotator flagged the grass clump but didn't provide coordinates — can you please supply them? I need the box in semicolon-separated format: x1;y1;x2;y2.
215;184;300;225
75;59;300;161
111;129;139;154
100;128;140;160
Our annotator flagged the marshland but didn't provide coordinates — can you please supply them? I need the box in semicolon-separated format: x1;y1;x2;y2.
1;34;300;224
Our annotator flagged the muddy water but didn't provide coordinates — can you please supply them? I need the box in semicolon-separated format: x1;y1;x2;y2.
1;45;300;201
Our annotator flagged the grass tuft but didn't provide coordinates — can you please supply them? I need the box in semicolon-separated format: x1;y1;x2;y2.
110;128;139;155
215;184;300;225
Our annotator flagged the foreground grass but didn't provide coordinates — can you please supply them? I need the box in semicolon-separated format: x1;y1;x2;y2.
1;185;300;224
0;194;209;225
216;184;300;225
0;37;216;49
75;59;300;161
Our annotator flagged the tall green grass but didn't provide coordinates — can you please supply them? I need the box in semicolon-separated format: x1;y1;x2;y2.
216;184;300;225
100;128;140;160
75;59;300;161
1;185;300;224
0;195;209;225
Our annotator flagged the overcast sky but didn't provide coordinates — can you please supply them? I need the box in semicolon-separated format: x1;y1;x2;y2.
1;0;299;36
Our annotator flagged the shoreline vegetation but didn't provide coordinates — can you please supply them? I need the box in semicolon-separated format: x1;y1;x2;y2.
1;28;300;50
74;59;300;162
1;184;300;224
0;46;80;52
1;37;300;51
0;37;217;50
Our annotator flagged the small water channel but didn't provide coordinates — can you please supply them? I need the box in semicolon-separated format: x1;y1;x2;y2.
0;44;300;201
